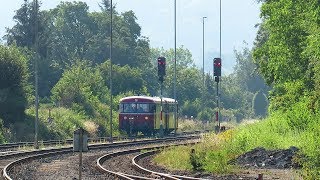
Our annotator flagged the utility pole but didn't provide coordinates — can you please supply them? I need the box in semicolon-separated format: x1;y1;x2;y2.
214;0;223;133
202;16;207;124
219;0;222;132
109;0;113;142
33;0;39;149
174;0;177;135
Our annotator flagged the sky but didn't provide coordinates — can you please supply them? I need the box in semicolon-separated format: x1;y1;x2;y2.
0;0;261;74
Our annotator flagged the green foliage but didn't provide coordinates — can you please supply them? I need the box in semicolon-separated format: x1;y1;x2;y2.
154;146;193;170
268;80;305;112
155;95;320;176
180;99;201;118
0;45;29;126
6;1;150;98
219;45;269;122
197;108;215;122
25;106;86;140
5;0;38;49
51;61;108;117
190;148;205;171
221;75;254;121
234;45;268;94
150;46;200;101
250;2;320;177
98;61;147;95
155;133;234;174
252;90;268;118
254;0;309;86
204;150;231;173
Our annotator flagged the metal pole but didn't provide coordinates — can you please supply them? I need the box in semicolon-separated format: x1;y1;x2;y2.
217;80;220;130
174;0;177;135
202;16;207;121
160;82;164;137
219;0;222;58
34;0;39;149
79;128;83;180
109;0;113;142
218;0;222;131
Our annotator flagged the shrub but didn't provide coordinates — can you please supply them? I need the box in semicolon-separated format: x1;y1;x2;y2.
0;46;29;126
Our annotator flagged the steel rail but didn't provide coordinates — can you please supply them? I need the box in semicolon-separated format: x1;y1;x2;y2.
132;150;207;180
0;131;204;151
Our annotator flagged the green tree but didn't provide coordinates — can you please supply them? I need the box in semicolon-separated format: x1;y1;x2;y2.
51;61;108;116
234;45;268;94
252;90;268;118
254;1;308;85
0;46;29;126
149;46;198;98
48;1;94;66
6;1;151;98
220;75;254;121
5;0;37;49
98;60;147;95
253;0;320;112
4;0;56;98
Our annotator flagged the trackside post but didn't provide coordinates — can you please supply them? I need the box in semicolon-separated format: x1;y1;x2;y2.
73;128;88;180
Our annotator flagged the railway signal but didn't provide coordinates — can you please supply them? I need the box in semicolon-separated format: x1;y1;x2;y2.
157;57;166;82
157;57;166;137
213;57;221;77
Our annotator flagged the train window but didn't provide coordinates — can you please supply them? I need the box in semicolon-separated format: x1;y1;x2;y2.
121;103;152;113
123;103;136;113
150;104;156;112
137;103;149;113
119;104;123;112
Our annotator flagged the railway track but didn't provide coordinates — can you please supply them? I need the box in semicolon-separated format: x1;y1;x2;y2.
96;142;204;179
0;137;114;152
2;135;201;179
0;131;201;152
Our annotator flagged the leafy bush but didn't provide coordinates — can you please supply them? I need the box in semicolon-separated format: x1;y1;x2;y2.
25;106;87;140
180;99;201;118
0;46;29;126
51;61;108;117
197;108;214;122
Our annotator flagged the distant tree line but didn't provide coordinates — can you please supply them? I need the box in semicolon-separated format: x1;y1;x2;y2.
0;0;269;141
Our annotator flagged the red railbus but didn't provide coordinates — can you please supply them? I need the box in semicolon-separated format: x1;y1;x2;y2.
119;96;177;136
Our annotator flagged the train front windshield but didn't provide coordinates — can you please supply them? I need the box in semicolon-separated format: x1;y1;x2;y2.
120;103;155;113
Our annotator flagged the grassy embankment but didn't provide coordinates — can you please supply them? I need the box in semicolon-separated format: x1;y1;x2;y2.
154;101;320;179
8;104;119;142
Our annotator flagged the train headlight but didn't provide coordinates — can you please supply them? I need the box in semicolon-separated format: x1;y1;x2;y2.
124;116;127;120
145;116;149;120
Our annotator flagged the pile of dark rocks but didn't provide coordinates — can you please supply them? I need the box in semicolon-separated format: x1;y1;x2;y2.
232;146;302;169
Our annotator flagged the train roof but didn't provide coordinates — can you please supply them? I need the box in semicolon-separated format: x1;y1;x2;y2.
119;96;176;103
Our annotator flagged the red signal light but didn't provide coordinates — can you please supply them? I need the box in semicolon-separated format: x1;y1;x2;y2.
213;58;221;77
